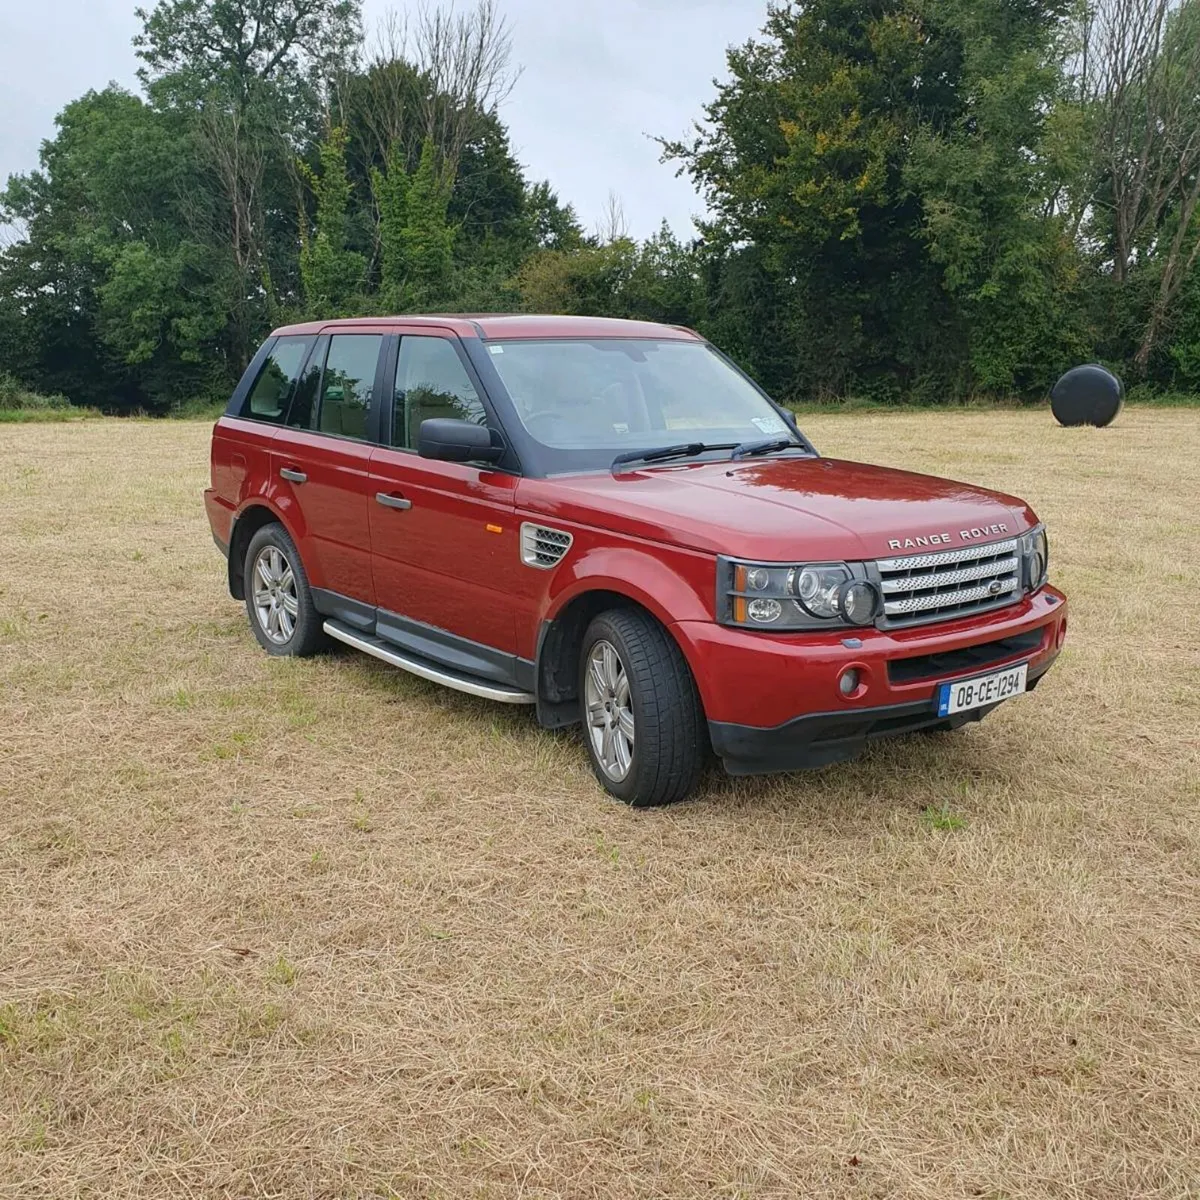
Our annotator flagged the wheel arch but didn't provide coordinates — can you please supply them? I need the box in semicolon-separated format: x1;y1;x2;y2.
534;587;702;731
227;501;296;600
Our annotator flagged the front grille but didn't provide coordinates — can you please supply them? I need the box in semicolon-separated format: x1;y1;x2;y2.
887;628;1043;684
873;539;1021;628
520;523;573;569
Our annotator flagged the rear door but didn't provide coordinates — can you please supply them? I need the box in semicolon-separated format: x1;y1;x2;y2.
368;331;524;668
212;334;311;541
271;330;388;609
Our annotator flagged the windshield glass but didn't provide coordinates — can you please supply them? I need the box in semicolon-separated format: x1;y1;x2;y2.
485;338;804;472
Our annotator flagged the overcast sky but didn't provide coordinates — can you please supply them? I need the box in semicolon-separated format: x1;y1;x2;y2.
0;0;768;239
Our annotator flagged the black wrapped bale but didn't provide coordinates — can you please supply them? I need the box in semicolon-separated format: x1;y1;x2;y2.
1051;365;1124;428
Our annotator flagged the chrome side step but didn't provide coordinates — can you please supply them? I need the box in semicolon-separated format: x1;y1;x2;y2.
323;620;536;706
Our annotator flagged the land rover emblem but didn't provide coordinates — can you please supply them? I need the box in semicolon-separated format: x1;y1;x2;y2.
987;579;1004;596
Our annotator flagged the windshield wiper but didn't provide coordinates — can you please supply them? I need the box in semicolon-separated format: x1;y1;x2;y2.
611;443;736;472
730;437;800;461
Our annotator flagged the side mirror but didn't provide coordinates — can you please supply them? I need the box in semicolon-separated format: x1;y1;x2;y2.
418;418;504;464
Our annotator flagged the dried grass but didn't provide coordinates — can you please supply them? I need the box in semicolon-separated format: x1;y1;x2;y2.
1;410;1198;1199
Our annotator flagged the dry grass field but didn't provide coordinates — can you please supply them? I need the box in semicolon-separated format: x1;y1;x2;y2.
1;410;1198;1199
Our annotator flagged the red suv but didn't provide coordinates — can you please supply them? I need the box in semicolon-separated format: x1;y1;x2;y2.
205;315;1066;806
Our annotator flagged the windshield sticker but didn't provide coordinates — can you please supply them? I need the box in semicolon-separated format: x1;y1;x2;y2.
752;415;787;434
489;345;504;354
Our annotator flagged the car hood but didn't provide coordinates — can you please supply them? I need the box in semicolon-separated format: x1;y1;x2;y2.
519;456;1036;560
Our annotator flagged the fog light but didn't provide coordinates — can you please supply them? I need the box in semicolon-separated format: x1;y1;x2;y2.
747;598;783;624
839;668;860;697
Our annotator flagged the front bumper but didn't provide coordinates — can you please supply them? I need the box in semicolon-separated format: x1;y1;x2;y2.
673;587;1067;776
708;655;1057;775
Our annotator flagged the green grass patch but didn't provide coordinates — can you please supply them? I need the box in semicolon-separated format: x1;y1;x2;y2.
920;802;969;832
789;394;1035;415
1122;385;1200;408
790;389;1200;415
0;406;103;423
0;372;90;419
169;394;228;420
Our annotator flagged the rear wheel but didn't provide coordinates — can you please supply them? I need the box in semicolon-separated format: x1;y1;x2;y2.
579;609;706;807
243;524;327;657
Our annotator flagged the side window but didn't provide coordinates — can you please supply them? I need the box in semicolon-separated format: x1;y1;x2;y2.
244;336;311;424
394;336;484;449
285;335;328;431
315;334;383;442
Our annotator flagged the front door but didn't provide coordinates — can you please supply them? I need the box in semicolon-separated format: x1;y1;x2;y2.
368;333;523;669
271;331;386;607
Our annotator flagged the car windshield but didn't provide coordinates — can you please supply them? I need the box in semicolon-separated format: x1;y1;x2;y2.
485;338;806;472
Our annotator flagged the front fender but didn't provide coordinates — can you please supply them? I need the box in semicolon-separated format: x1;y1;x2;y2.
542;544;715;631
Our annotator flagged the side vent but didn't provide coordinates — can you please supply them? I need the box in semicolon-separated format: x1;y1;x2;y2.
520;523;573;569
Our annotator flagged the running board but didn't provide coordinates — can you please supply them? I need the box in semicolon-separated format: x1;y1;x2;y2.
323;620;536;706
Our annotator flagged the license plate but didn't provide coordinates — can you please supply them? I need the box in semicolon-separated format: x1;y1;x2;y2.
936;662;1029;717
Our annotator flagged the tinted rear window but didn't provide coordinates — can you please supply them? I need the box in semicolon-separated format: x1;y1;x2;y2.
243;336;312;424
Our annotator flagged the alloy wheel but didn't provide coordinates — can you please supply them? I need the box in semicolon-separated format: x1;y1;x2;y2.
584;639;635;782
251;545;299;645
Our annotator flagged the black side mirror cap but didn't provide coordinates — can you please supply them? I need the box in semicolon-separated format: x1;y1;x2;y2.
417;418;504;464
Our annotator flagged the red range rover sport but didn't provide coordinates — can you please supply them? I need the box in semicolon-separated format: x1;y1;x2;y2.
204;315;1067;806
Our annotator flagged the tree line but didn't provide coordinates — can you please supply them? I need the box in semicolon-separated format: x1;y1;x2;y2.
3;0;1200;413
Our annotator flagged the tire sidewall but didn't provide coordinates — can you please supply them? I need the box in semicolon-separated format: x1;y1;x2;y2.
581;612;701;807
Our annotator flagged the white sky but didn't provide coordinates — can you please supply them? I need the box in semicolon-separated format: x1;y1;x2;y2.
0;0;768;239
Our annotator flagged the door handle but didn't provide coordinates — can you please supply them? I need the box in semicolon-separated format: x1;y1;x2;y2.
280;468;307;484
376;492;413;511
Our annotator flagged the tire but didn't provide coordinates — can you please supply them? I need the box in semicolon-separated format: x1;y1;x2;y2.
579;608;706;807
243;523;327;658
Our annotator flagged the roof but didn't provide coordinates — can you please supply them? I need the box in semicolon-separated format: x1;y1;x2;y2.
271;314;703;341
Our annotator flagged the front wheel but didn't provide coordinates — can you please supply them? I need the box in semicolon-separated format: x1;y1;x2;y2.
243;524;327;657
579;609;706;807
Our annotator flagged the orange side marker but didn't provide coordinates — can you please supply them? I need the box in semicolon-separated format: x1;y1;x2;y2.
486;524;504;535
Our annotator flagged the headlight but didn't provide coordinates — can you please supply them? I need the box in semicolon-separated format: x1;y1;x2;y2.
720;558;881;629
839;579;882;626
792;564;851;618
1021;525;1049;590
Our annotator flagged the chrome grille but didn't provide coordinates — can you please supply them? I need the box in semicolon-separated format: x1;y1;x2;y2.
874;539;1020;627
520;523;573;569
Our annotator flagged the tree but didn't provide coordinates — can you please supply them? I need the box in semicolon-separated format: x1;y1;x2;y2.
135;0;361;107
298;125;366;314
353;2;517;180
525;181;585;252
1081;0;1200;370
398;137;457;309
135;0;364;360
904;0;1090;392
664;0;963;398
344;3;519;310
0;0;541;409
665;0;1086;400
516;222;702;329
372;144;410;310
0;87;225;410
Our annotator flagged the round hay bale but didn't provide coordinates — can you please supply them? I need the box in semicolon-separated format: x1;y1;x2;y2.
1050;365;1124;428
